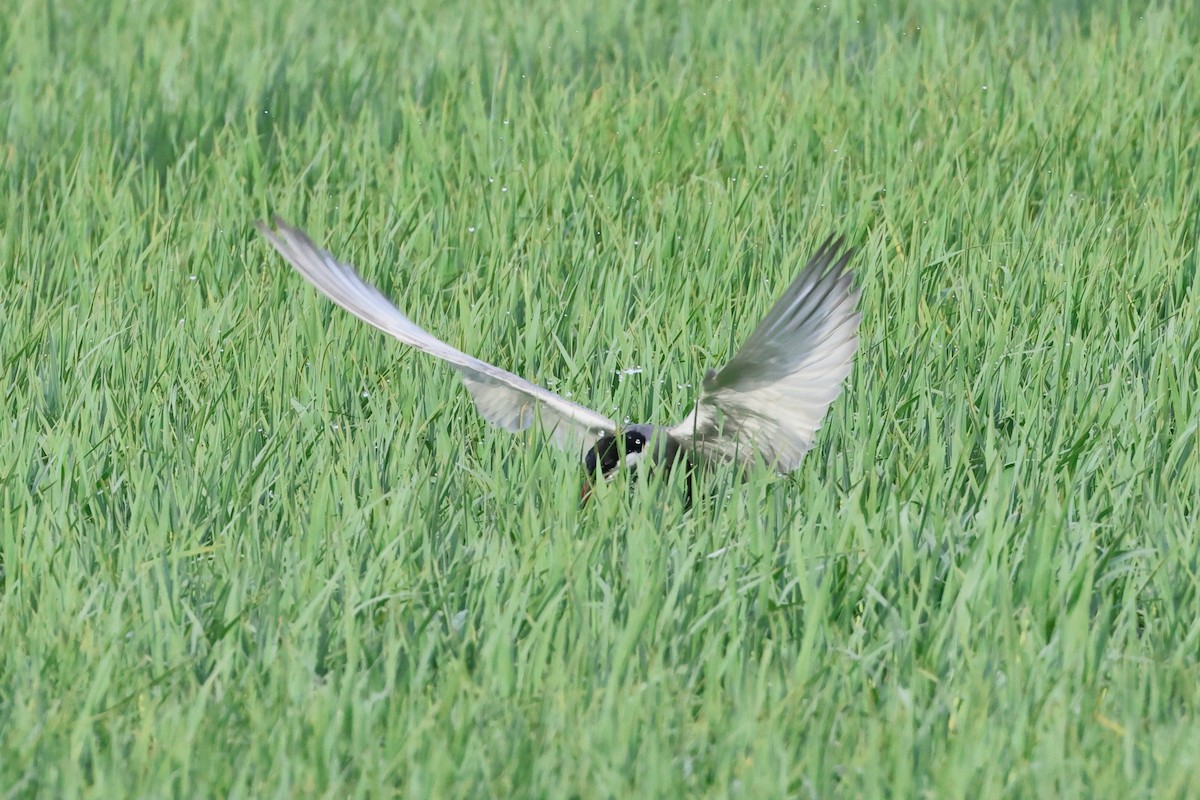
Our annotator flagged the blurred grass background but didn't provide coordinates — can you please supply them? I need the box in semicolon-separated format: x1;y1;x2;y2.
2;0;1198;796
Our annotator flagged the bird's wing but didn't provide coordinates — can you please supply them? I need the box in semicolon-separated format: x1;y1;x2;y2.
669;234;861;471
257;216;616;451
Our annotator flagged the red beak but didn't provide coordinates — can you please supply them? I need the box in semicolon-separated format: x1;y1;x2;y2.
580;480;592;504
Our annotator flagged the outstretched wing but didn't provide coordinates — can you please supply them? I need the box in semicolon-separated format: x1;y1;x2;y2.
669;234;861;471
257;217;616;451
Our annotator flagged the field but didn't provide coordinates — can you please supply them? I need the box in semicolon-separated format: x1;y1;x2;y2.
3;0;1199;796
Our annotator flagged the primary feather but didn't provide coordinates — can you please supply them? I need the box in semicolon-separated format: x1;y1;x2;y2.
256;217;616;451
669;235;861;471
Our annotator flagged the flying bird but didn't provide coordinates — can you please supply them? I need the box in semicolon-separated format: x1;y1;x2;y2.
256;216;861;501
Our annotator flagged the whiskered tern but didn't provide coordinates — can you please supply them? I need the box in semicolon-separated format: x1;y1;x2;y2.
257;216;861;502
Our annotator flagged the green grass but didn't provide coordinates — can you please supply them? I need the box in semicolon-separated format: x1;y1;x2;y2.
3;0;1199;795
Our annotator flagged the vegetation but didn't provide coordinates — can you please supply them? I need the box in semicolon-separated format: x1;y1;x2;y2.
2;0;1197;795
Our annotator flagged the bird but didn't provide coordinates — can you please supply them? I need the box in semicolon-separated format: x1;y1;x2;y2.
256;216;861;502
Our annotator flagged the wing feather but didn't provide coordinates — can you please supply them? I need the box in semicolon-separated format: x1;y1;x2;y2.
257;217;616;451
670;234;861;471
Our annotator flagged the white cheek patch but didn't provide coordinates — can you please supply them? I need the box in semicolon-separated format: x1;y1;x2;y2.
623;451;645;469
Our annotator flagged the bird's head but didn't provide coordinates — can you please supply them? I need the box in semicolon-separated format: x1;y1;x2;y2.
580;424;675;502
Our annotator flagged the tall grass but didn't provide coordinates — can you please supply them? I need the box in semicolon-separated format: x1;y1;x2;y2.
2;0;1198;795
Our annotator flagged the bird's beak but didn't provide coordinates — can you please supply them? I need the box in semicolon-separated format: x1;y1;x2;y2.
580;479;592;505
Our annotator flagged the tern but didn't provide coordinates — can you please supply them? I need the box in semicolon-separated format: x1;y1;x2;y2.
257;217;861;502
